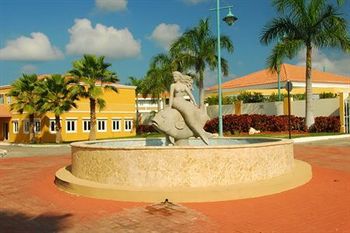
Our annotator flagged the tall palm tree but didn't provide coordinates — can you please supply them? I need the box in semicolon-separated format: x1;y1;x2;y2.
8;74;39;143
142;67;169;112
68;54;119;140
170;18;234;108
35;74;81;143
128;76;143;128
141;53;175;111
261;0;350;128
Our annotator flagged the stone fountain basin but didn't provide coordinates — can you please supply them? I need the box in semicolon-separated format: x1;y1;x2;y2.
55;137;312;202
70;137;295;187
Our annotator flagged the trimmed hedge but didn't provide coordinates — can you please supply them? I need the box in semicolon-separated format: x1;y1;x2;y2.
204;114;307;133
136;124;157;134
309;116;340;133
138;115;340;134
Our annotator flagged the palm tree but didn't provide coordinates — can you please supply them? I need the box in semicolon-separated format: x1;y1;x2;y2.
8;74;39;143
170;18;234;108
261;0;350;128
35;74;81;143
139;53;174;111
128;76;143;128
68;54;119;140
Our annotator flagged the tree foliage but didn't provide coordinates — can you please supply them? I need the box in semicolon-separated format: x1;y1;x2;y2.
68;54;119;140
260;0;350;128
170;18;234;107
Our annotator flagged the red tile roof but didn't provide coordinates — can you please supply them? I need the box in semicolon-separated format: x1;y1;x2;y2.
207;63;350;91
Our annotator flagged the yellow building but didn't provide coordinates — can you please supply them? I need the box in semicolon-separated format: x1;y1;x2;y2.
0;82;136;143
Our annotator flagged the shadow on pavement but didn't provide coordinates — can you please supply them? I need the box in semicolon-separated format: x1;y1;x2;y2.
0;210;72;233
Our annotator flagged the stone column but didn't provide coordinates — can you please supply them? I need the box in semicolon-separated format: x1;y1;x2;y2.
234;101;242;115
339;92;348;133
283;97;293;115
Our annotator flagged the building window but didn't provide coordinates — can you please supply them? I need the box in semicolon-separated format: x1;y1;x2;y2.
112;119;121;132
83;119;90;132
66;119;77;133
0;94;4;104
124;119;133;131
34;120;41;133
49;120;56;133
97;119;107;132
23;120;29;134
7;96;11;104
12;120;19;134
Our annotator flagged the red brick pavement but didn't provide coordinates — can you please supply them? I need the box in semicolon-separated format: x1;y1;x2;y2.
0;144;349;233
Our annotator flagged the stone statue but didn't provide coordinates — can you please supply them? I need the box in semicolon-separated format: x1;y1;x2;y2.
152;71;211;146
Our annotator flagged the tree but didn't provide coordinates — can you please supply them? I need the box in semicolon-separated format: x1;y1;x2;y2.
35;74;81;143
128;76;143;128
261;0;350;128
170;18;234;108
68;54;119;141
8;74;39;143
141;53;174;111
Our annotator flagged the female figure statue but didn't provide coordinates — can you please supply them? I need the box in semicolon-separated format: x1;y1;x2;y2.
168;71;210;145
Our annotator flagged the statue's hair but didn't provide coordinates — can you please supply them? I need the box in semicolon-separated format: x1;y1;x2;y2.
173;71;193;90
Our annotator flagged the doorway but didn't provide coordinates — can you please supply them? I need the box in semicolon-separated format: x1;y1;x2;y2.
2;122;9;141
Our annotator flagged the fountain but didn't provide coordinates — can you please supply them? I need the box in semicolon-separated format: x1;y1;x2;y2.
55;71;312;202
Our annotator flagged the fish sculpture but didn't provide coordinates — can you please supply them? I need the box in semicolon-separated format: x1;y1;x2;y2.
151;108;210;146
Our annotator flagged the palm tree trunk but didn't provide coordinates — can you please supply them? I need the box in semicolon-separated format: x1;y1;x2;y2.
29;114;35;144
199;70;204;109
89;98;97;141
305;45;314;129
55;114;62;144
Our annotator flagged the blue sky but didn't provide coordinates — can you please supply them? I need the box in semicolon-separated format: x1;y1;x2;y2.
0;0;349;88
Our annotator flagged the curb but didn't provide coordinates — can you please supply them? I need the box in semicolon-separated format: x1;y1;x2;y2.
0;143;70;148
292;134;350;143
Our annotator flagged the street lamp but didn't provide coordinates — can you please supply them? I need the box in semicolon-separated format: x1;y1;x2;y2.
211;1;237;137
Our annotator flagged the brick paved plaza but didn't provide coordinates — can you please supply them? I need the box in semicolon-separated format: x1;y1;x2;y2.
0;138;350;233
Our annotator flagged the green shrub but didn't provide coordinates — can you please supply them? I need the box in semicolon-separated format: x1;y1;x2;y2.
267;92;286;102
319;92;337;99
205;95;237;105
237;91;266;103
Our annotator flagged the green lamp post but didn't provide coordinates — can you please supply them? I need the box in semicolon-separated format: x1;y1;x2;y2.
211;1;238;137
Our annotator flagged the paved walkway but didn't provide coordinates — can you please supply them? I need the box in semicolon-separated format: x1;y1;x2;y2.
0;139;350;232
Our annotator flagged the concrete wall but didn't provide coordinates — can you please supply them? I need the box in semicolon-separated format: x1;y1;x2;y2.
207;105;235;119
207;97;339;119
291;97;339;117
242;102;284;116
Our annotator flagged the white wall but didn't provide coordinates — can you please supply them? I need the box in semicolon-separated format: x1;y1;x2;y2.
207;105;235;119
292;97;339;117
206;98;339;119
242;102;284;115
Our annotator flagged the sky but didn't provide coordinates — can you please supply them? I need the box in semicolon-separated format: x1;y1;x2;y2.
0;0;350;90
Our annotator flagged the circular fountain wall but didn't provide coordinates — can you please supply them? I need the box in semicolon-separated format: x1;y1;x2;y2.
55;137;311;202
71;138;293;187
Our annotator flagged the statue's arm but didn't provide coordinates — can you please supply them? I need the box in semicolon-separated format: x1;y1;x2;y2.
168;84;175;108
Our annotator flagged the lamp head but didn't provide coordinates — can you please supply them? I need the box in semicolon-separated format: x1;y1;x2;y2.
223;8;238;26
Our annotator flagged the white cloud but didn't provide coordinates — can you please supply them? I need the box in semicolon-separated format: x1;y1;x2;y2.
66;18;141;59
95;0;127;11
183;0;207;5
0;32;64;61
296;48;350;76
20;64;37;74
149;23;181;50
